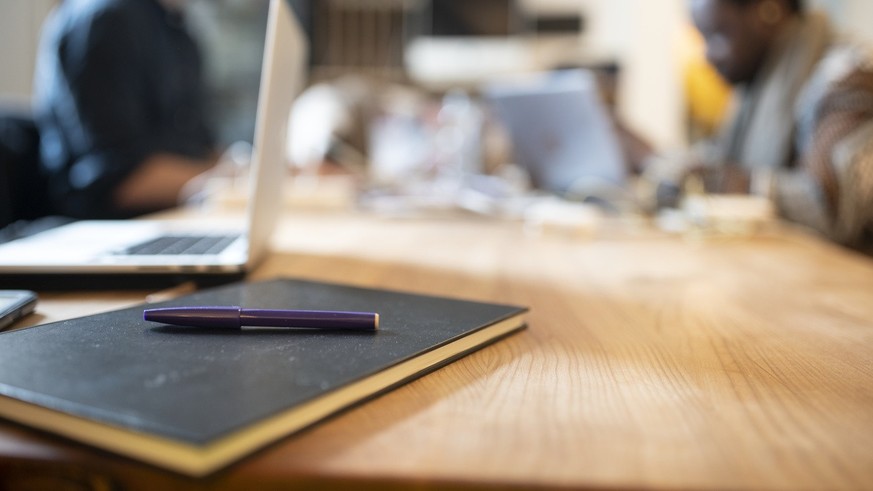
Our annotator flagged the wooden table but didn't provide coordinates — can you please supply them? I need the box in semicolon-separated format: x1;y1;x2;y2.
2;209;873;490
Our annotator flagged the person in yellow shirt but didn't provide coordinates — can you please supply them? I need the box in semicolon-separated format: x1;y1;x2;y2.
681;24;732;140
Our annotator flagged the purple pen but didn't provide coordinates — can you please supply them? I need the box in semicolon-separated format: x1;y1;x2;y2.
143;306;379;331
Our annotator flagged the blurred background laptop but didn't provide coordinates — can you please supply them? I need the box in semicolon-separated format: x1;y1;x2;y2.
485;69;627;201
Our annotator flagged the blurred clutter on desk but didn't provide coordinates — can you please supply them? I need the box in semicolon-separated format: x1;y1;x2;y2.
180;0;775;241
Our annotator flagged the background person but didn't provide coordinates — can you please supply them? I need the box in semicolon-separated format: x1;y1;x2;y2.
33;0;217;219
647;0;873;250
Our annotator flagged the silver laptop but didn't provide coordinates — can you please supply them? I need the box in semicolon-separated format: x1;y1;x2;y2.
0;0;305;288
484;69;627;199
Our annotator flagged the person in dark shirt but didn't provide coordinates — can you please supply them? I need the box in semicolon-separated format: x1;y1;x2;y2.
33;0;217;219
634;0;873;250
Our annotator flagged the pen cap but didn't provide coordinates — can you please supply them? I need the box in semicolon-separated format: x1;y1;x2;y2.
143;306;241;329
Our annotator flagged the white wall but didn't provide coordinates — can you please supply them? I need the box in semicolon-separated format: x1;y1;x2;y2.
593;0;686;151
842;1;873;43
0;0;56;104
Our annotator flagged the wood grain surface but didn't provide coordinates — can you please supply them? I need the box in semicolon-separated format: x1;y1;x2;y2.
2;210;872;491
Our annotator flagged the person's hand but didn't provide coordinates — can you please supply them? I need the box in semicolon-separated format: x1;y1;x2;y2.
683;163;751;194
611;117;655;175
114;153;217;214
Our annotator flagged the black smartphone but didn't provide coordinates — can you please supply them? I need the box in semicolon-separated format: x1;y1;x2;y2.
0;290;38;331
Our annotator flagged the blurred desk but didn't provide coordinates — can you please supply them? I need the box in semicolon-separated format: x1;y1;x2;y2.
3;209;873;490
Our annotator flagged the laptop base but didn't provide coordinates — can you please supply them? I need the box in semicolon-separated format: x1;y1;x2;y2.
0;272;246;291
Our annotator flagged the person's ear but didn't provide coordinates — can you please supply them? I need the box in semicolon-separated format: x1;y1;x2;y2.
757;0;786;25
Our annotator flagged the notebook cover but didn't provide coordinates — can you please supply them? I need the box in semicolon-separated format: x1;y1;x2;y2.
0;278;527;475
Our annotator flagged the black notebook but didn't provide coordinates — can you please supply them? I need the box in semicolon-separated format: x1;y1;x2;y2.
0;278;527;476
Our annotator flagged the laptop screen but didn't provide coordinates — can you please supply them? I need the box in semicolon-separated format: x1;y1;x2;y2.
485;70;627;197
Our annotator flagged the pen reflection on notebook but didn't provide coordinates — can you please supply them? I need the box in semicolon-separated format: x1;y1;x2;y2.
144;306;379;331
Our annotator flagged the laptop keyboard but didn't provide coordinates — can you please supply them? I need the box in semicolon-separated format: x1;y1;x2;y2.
115;235;238;256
